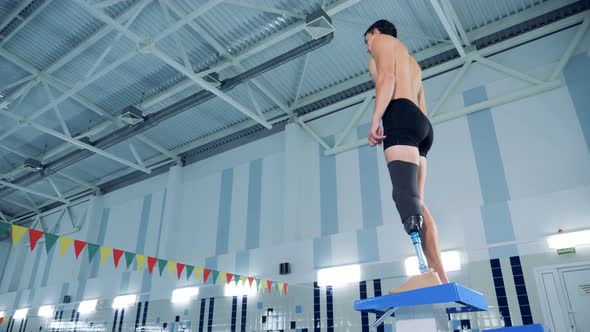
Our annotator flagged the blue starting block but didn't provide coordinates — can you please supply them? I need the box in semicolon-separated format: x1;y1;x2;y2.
354;283;488;331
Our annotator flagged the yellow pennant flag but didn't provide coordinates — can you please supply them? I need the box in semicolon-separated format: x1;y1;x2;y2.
59;237;73;256
194;267;203;281
136;254;146;271
100;246;112;265
11;225;27;247
260;279;266;291
220;272;227;285
240;276;247;286
168;260;176;277
278;283;284;295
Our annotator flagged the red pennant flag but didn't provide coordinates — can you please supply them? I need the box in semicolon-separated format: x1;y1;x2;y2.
248;277;254;287
226;273;233;284
267;280;273;294
0;317;4;324
203;268;212;283
113;249;124;268
285;283;288;295
28;229;44;251
176;263;185;280
147;257;157;274
74;240;87;259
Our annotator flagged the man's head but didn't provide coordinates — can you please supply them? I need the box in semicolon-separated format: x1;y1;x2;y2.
364;19;397;54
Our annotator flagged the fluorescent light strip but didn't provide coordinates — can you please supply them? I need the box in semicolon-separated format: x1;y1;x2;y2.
547;230;590;249
317;264;361;287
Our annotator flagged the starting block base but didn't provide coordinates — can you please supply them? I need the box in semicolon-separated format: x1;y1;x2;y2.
354;282;488;332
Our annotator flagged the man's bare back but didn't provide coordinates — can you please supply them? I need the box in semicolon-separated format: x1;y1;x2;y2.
368;36;426;116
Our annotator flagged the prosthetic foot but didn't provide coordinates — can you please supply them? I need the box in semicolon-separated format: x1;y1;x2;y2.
388;215;442;294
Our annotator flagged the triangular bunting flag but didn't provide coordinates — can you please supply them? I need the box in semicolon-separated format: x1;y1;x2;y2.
284;283;288;295
168;260;176;277
147;257;157;274
185;265;194;280
112;249;124;268
176;263;185;280
158;259;167;276
124;252;135;269
203;268;211;283
240;276;247;286
100;246;112;265
234;274;241;286
59;237;73;256
248;277;254;287
74;240;87;259
44;233;58;253
28;229;44;251
12;224;27;247
0;317;4;324
256;278;261;289
278;283;284;295
194;267;203;281
136;254;146;272
267;280;273;294
220;272;227;285
225;273;233;285
0;222;9;236
211;270;219;284
273;282;278;294
87;243;99;263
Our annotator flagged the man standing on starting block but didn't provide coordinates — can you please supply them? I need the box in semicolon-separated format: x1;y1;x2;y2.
363;19;449;292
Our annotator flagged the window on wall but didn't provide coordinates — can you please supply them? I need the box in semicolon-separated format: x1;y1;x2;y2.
78;299;98;314
172;287;199;303
317;264;361;286
38;305;54;318
112;294;137;309
14;308;28;319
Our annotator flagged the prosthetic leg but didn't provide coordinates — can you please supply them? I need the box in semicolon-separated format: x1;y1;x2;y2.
388;215;441;294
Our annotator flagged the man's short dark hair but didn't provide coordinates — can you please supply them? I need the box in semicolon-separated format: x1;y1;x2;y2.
364;19;397;38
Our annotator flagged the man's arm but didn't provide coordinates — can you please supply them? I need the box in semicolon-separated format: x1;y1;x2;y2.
371;36;395;125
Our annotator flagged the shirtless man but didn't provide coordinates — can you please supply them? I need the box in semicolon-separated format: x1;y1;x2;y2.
363;20;449;290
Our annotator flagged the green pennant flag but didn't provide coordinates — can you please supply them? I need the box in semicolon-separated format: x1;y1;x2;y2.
211;270;219;284
124;252;135;269
87;243;100;263
44;233;58;253
185;265;195;280
256;278;261;289
0;222;10;236
158;259;167;276
234;274;241;286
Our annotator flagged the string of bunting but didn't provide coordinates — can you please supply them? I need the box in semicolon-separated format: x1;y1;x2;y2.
0;221;288;310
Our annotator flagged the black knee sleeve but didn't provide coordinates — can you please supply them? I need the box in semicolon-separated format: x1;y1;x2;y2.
387;160;422;229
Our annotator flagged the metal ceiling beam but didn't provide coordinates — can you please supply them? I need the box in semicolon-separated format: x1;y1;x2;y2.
56;172;97;191
0;179;69;203
0;0;35;32
222;0;305;19
77;1;272;129
0;0;54;48
430;0;466;57
440;0;471;48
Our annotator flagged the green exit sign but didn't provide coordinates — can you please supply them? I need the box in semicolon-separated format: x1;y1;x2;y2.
557;247;576;255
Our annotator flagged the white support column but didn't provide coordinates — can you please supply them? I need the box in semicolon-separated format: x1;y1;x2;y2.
159;165;184;259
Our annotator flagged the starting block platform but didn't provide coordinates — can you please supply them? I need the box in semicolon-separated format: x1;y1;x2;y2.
354;283;488;331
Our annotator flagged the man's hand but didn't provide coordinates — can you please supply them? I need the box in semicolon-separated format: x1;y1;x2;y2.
368;121;386;146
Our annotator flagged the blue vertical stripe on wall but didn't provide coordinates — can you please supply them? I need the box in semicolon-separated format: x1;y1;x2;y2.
357;124;384;229
142;301;149;327
464;86;517;258
118;309;125;332
41;223;61;287
490;259;512;327
134;302;142;331
326;286;334;332
356;228;379;263
240;296;247;332
120;272;131;292
510;256;533;324
0;241;12;288
564;53;590;152
207;298;215;332
90;208;110;278
75;279;87;302
373;280;385;332
216;168;233;255
319;136;339;236
199;298;206;332
230;296;238;332
313;237;332;269
359;281;369;332
245;159;262;249
235;251;250;276
313;282;321;332
136;194;152;254
205;256;217;270
27;241;44;289
155;189;167;256
8;242;26;292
